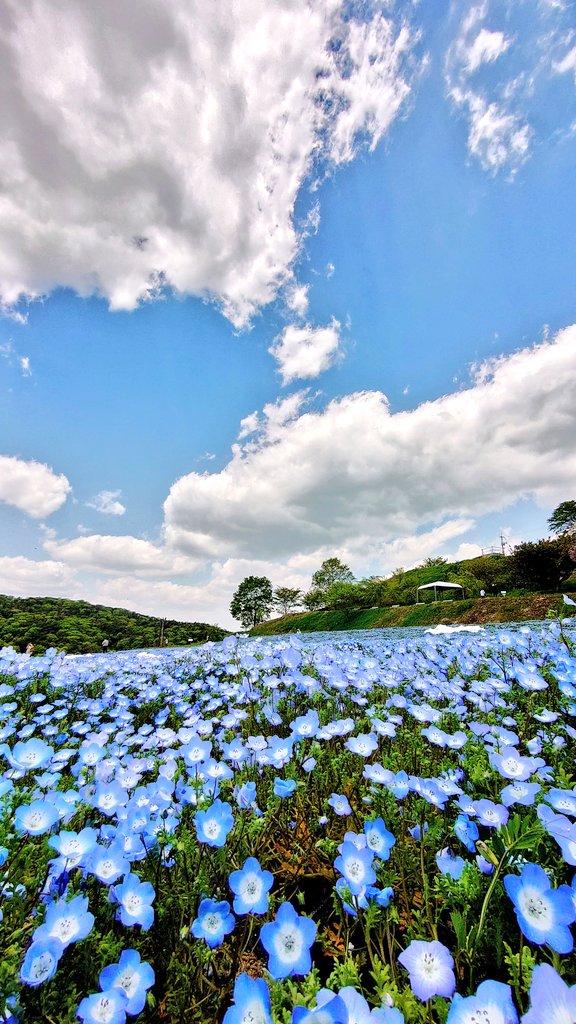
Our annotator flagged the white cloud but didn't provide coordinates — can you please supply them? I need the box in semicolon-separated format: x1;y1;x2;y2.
0;1;419;326
445;7;531;174
454;89;532;173
269;319;342;384
0;555;77;598
0;340;32;376
86;489;126;516
41;532;198;578
285;283;310;319
164;325;576;561
555;44;576;78
0;455;71;518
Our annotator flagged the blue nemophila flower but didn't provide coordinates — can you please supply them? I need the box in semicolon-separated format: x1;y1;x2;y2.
4;738;54;772
364;818;395;860
111;873;155;930
345;733;378;757
33;894;94;949
436;848;466;880
335;842;377;896
398;939;456;1002
503;862;574;952
222;973;272;1024
328;794;352;816
446;979;518;1024
191;898;235;948
48;827;98;870
489;747;539;782
195;799;234;847
260;902;316;979
291;992;348;1023
77;989;128;1024
454;814;479;853
99;949;154;1016
229;857;273;915
14;799;59;835
500;782;541;808
86;842;130;885
522;963;576;1024
274;778;297;798
20;937;63;987
472;799;509;829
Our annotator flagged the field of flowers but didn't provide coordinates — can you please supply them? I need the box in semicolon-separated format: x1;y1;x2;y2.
1;618;576;1024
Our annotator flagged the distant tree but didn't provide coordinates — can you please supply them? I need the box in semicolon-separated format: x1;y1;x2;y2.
311;557;354;593
302;589;326;611
324;582;366;610
230;576;273;628
273;587;302;615
421;556;448;568
509;538;575;591
548;500;576;537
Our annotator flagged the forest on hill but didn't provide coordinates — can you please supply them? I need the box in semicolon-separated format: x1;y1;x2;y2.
0;595;228;654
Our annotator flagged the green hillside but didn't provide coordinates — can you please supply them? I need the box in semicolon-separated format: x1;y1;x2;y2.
250;591;576;635
0;594;228;654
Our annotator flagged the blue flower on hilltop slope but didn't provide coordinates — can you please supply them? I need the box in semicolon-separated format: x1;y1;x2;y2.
191;898;235;948
504;863;574;952
76;989;128;1024
20;938;63;987
99;948;154;1016
522;963;576;1024
111;873;155;930
195;799;234;847
398;939;456;1002
222;973;272;1024
260;902;316;979
446;979;518;1024
33;894;94;949
229;857;273;916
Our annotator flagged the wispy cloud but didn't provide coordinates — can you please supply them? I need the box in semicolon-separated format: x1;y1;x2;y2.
86;490;126;517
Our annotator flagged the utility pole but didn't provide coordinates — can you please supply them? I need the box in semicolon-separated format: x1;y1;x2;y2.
500;532;507;555
159;618;166;647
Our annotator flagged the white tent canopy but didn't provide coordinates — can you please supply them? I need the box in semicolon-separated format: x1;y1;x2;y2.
416;580;464;603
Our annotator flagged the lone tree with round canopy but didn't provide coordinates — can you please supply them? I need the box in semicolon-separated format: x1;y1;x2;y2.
230;576;273;628
311;557;354;593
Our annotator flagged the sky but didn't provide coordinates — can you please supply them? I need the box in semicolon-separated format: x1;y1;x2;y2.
0;0;575;630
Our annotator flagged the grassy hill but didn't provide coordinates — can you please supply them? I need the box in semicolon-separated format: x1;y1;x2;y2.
251;592;576;636
0;594;228;654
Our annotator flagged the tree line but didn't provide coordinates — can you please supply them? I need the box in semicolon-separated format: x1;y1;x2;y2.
0;595;228;655
230;500;576;627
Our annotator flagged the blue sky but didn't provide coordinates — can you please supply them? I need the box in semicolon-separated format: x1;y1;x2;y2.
0;0;575;629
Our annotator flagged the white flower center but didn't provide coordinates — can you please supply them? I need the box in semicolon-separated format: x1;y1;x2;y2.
518;886;553;930
275;925;303;963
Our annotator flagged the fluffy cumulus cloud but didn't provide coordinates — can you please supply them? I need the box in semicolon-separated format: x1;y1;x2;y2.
86;489;126;516
0;455;71;518
269;319;342;384
164;326;576;560
41;532;198;578
0;0;419;326
445;0;574;174
0;556;77;598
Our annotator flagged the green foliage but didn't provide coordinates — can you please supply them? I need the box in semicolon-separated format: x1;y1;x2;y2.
548;499;576;536
311;557;354;592
0;594;227;654
230;575;274;627
273;586;303;615
508;537;575;591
